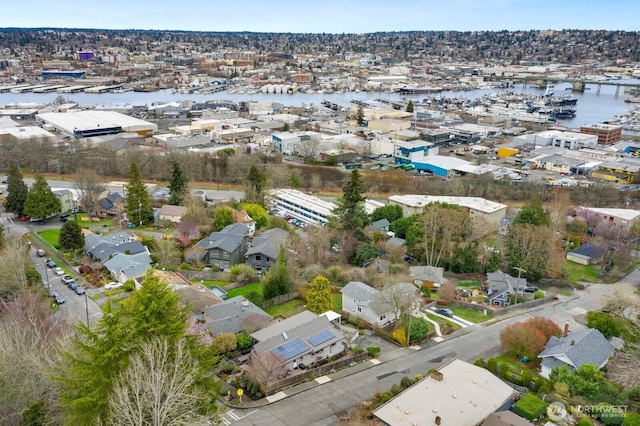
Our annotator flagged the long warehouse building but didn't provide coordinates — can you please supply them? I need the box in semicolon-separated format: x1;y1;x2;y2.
37;110;157;138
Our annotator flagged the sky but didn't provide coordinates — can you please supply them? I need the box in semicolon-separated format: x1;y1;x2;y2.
1;0;638;33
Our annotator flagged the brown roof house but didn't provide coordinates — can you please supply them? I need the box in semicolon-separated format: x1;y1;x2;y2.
158;204;188;223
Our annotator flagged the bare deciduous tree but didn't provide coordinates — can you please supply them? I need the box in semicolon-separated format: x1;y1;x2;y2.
243;351;286;391
0;238;29;300
74;168;106;217
153;239;181;267
107;337;217;426
0;291;69;425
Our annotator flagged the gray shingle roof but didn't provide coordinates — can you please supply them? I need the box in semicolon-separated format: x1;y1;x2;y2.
569;243;605;259
252;315;343;361
368;218;390;232
245;228;288;259
203;296;271;336
196;223;249;252
341;281;394;316
250;310;317;342
539;328;614;369
486;269;527;299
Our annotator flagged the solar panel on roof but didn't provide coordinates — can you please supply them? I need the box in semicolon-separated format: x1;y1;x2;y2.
308;329;334;347
271;338;309;361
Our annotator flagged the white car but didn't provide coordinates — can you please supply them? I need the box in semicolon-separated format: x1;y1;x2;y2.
54;267;65;276
104;281;124;290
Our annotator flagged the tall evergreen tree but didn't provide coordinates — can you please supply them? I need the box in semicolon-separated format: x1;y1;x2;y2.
23;174;61;220
168;162;188;206
406;100;414;113
245;165;267;206
332;169;370;233
355;105;365;125
124;162;153;226
5;161;29;216
262;248;293;300
57;270;212;425
59;219;85;251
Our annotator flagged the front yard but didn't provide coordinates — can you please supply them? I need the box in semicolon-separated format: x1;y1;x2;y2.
448;306;493;323
562;261;601;282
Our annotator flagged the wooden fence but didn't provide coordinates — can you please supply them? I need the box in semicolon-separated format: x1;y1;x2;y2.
262;292;299;309
262;352;369;395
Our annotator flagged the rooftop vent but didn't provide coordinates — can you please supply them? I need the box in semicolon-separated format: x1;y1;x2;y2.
282;332;289;340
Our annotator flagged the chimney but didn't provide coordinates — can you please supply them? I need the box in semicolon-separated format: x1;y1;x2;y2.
563;322;570;337
435;416;441;425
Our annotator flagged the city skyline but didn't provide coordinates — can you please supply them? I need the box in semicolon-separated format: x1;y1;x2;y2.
1;0;639;34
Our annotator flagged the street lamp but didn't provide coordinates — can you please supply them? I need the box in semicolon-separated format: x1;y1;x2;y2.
138;199;142;227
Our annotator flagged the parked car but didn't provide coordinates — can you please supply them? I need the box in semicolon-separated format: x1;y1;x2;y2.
46;259;56;268
104;281;124;290
36;249;46;257
523;285;539;293
54;267;64;276
53;292;65;305
61;274;74;284
74;285;86;295
435;308;454;318
67;281;79;291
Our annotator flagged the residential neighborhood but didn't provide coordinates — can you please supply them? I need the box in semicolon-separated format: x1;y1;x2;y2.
1;21;640;426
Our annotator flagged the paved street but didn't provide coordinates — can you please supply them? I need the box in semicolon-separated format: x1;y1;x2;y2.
27;245;103;326
229;279;635;426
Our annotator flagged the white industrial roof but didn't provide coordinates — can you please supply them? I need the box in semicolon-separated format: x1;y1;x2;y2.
373;359;516;426
38;110;158;134
414;155;471;170
582;207;640;221
389;194;507;214
1;126;55;139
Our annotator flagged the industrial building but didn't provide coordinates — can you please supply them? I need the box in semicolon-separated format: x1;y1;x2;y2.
580;123;622;145
37;111;158;138
389;194;508;233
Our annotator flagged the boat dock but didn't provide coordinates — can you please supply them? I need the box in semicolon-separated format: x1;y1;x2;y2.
57;85;90;93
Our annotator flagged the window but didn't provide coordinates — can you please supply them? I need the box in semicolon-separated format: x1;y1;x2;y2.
223;251;229;259
357;306;362;313
255;255;261;261
379;315;386;321
212;249;219;257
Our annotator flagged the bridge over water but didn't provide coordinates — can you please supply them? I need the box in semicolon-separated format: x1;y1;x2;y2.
509;76;640;94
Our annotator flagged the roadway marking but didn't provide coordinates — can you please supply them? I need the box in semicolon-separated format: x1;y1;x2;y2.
315;375;331;384
222;418;231;425
266;391;287;403
227;411;240;420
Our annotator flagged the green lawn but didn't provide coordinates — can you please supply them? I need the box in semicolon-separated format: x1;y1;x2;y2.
200;280;233;289
562;261;601;282
448;306;493;323
424;312;462;331
265;299;306;317
225;282;263;299
332;293;342;312
558;290;572;297
38;229;61;249
493;355;540;374
457;280;481;288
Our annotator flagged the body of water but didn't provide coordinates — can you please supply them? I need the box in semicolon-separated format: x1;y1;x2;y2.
1;80;638;129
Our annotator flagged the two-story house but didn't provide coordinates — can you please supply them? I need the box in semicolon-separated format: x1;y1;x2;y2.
245;228;289;274
193;223;250;270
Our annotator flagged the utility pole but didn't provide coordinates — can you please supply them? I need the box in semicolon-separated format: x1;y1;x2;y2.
513;266;527;305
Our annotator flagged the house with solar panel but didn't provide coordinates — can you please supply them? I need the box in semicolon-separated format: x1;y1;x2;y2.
245;310;347;379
